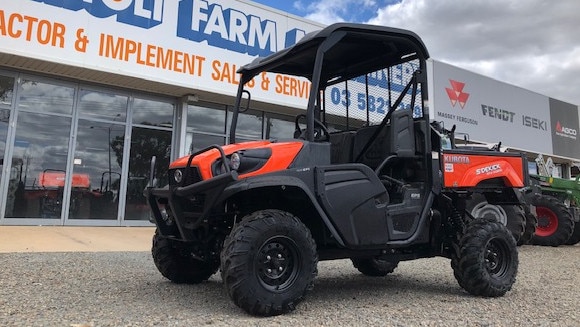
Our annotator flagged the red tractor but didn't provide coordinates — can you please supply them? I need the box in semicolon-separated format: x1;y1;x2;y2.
146;23;529;316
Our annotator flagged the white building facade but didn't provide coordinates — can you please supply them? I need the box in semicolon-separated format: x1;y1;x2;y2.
0;0;578;226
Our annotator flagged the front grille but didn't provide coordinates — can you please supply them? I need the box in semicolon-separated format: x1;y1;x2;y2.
169;166;203;187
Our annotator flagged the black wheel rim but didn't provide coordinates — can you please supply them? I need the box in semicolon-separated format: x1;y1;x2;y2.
256;236;301;292
484;238;511;277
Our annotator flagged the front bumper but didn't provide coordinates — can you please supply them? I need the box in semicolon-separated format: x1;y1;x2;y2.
146;170;238;240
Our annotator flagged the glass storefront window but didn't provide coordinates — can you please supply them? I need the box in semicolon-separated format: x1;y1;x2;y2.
187;104;227;134
232;109;263;141
6;112;71;218
1;109;12;216
78;89;128;122
126;97;174;221
186;133;226;153
186;104;227;153
264;113;295;140
18;80;74;115
132;98;174;128
0;74;15;107
70;119;125;219
125;127;172;220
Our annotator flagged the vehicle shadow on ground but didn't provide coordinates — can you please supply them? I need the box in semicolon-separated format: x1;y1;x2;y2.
140;266;467;317
309;271;465;301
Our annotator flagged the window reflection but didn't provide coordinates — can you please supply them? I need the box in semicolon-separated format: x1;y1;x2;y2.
1;109;12;216
264;114;295;139
78;89;128;122
0;74;15;106
187;104;226;134
132;98;174;128
186;104;227;153
18;80;74;115
70;120;125;219
232;109;263;140
187;133;225;153
125;127;171;220
6;112;71;218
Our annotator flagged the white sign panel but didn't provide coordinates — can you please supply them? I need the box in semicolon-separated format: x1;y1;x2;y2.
429;59;552;154
0;0;323;108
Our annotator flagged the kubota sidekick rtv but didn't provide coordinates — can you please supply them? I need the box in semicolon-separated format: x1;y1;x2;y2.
146;23;529;316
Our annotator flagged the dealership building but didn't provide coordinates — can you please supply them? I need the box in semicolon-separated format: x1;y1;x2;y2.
1;0;578;226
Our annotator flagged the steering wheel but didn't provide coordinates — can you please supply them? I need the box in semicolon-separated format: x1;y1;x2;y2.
294;114;330;142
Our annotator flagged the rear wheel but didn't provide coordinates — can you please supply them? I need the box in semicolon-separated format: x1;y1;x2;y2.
518;205;538;246
452;218;518;297
466;193;525;244
530;195;574;246
152;230;219;284
220;209;318;316
351;258;399;276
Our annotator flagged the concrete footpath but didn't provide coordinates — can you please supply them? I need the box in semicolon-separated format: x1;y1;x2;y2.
0;226;155;253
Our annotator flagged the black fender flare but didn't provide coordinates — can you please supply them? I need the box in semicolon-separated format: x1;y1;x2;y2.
219;174;346;247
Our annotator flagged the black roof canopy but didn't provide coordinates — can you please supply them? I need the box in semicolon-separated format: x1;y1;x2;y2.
237;23;430;85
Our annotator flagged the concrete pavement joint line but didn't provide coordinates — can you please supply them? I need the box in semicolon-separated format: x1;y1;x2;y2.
0;226;155;253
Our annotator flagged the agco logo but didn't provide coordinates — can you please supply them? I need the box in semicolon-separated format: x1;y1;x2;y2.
555;121;577;139
445;79;470;109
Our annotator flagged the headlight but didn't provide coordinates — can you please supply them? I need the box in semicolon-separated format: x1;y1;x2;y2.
174;169;183;183
230;152;241;170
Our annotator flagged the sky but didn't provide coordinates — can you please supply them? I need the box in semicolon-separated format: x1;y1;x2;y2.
251;0;580;106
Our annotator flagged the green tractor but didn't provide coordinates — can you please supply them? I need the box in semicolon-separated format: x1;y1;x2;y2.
528;155;580;246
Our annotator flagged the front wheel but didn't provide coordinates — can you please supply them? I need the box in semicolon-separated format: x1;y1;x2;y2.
220;209;318;316
152;230;219;284
452;218;518;297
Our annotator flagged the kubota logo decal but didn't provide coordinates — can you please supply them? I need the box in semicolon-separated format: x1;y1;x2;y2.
555;121;577;139
445;80;470;109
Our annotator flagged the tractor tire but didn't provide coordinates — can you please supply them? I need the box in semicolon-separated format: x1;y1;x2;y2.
518;205;538;246
351;258;399;276
220;209;318;317
152;230;219;284
452;218;518;297
466;193;526;244
530;195;574;247
564;219;580;245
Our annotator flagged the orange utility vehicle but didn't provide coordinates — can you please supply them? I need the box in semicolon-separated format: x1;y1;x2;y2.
146;23;529;316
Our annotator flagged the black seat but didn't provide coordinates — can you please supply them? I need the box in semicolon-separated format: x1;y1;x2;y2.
329;131;356;164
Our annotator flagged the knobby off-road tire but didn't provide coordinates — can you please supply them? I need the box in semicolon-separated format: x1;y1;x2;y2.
518;205;538;246
220;209;318;317
564;219;580;245
452;218;518;297
152;230;219;284
351;258;399;276
466;193;526;244
530;195;574;247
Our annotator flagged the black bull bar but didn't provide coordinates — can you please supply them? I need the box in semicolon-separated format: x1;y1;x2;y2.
146;169;238;240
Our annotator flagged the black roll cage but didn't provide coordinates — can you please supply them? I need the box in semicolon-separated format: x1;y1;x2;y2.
229;22;430;144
